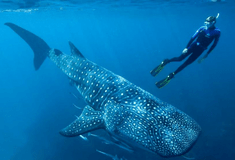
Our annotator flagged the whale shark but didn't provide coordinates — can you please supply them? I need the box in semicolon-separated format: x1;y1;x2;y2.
5;23;201;158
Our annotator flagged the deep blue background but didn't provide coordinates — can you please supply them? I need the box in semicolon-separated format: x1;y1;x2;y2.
0;1;234;160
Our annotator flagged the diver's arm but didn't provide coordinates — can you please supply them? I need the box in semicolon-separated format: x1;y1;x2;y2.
198;32;220;63
186;38;195;48
183;37;195;54
204;34;220;57
186;26;203;48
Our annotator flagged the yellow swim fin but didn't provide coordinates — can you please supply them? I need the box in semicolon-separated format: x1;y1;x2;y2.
150;59;169;77
155;73;174;89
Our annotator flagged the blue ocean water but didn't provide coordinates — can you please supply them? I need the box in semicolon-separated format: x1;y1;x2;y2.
0;0;234;160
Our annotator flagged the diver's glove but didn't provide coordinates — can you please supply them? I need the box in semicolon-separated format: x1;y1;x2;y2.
198;57;204;63
182;48;188;54
198;54;208;63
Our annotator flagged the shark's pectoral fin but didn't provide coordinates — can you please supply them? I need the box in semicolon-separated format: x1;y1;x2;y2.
60;105;104;137
69;41;85;59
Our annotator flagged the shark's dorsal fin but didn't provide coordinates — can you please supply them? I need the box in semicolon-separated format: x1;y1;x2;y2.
60;105;104;137
68;41;85;58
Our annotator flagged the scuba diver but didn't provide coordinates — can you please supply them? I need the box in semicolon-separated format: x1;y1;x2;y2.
150;13;221;89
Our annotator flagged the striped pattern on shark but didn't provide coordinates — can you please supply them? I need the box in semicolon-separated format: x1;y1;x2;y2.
5;22;201;158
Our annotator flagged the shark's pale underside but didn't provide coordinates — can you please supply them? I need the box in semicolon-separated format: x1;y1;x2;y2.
5;23;201;158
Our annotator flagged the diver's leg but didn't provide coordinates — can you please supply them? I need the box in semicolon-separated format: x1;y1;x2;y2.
173;49;204;75
155;49;203;89
168;53;188;62
150;49;192;77
168;49;192;63
150;43;197;77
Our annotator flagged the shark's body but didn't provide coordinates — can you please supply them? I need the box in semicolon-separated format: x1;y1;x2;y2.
5;23;201;157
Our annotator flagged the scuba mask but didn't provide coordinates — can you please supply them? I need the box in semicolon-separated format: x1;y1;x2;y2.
204;13;219;29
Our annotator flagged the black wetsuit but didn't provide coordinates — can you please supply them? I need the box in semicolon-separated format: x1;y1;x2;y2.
168;26;221;75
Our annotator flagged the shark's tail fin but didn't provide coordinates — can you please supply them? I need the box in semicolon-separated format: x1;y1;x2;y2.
5;23;50;70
